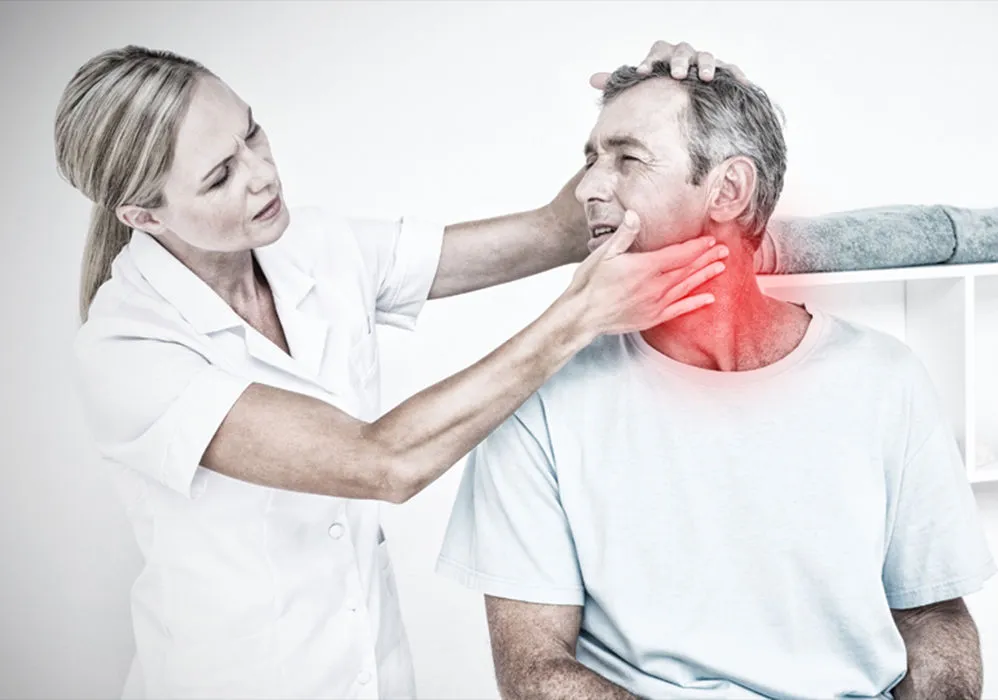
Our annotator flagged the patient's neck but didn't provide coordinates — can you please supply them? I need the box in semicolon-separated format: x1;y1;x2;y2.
641;230;811;372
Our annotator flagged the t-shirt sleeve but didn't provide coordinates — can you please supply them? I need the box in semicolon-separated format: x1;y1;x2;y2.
435;394;585;605
345;216;444;331
881;355;997;609
74;319;251;499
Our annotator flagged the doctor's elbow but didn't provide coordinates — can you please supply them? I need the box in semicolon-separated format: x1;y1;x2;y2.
378;456;428;505
359;428;423;505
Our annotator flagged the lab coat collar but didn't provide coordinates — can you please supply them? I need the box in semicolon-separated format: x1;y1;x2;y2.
254;239;315;309
250;241;329;381
127;229;316;335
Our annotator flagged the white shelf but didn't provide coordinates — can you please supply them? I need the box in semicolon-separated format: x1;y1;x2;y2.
760;262;998;485
976;275;998;485
970;464;998;485
758;261;998;289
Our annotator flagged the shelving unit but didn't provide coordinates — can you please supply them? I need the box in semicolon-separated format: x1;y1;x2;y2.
757;261;998;484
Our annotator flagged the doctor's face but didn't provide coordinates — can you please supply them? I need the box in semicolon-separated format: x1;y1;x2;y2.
143;75;289;252
576;78;708;254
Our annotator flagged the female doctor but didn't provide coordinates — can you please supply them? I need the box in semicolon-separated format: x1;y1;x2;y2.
57;40;733;698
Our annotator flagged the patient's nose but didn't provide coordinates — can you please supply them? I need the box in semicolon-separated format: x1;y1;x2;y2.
575;163;617;205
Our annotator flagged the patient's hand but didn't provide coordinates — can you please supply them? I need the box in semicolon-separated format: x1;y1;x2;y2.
590;40;747;89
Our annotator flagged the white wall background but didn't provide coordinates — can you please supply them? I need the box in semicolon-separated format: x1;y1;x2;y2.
1;1;997;697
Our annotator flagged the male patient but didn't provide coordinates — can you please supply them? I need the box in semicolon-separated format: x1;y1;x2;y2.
436;63;996;699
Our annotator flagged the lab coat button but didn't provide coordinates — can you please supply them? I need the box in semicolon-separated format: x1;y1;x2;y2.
357;670;372;685
327;522;345;539
345;598;358;611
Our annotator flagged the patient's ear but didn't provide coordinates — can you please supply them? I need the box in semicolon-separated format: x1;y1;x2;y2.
706;156;756;226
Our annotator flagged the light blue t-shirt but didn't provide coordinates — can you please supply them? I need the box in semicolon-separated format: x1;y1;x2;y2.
437;308;995;699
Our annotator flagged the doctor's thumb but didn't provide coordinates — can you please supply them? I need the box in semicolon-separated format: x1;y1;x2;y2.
603;211;641;258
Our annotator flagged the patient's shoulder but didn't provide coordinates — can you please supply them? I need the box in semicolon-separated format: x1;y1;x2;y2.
507;334;631;448
818;312;936;400
536;334;631;401
822;312;919;365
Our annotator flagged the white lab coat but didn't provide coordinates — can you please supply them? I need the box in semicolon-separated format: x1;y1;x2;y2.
73;206;444;699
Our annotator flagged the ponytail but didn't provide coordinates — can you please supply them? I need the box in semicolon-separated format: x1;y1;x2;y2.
54;45;212;323
79;204;131;322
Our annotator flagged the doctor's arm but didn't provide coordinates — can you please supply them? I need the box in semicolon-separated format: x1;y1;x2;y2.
428;176;588;299
201;224;724;504
485;596;637;700
889;598;983;700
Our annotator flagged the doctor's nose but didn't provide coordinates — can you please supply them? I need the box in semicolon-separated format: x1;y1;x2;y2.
234;136;278;194
245;151;278;194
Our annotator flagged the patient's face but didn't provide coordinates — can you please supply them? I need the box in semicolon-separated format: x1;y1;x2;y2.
577;78;707;253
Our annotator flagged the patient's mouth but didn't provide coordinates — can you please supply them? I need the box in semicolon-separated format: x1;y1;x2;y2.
587;223;619;253
588;231;616;252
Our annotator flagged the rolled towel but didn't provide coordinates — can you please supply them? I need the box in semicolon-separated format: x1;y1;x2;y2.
940;205;998;265
755;205;957;274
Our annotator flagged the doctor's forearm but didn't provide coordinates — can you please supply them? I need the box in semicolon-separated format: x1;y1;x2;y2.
429;206;588;299
366;292;592;503
891;600;982;700
203;291;596;502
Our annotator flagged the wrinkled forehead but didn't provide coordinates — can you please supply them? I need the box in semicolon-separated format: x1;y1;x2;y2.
589;78;689;152
170;76;249;180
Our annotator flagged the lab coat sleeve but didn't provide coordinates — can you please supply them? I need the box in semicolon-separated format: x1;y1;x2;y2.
73;320;251;499
344;216;444;331
881;354;997;608
435;393;585;605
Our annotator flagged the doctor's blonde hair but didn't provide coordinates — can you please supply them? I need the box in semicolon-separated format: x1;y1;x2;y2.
54;46;214;322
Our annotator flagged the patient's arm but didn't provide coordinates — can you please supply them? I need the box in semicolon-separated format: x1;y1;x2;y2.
485;595;638;700
890;598;983;700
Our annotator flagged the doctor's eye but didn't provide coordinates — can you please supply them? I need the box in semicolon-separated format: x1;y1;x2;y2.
209;166;230;190
247;123;261;140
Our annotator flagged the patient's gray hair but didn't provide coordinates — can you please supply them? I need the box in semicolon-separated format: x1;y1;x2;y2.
602;63;786;245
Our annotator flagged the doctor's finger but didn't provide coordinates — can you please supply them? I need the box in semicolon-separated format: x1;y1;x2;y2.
590;71;611;89
721;61;747;82
655;292;716;324
636;40;674;73
640;235;723;273
696;52;716;80
668;42;696;79
671;240;730;277
601;210;642;258
661;260;727;307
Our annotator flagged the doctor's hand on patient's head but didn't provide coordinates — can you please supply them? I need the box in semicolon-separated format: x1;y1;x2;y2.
589;40;747;89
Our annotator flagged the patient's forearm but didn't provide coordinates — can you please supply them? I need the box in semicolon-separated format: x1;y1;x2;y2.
891;600;982;700
499;657;638;700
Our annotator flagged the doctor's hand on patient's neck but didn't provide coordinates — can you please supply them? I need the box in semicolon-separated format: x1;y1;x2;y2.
559;210;729;340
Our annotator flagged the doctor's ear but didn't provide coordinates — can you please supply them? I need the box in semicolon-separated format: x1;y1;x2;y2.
706;157;756;226
116;205;164;236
